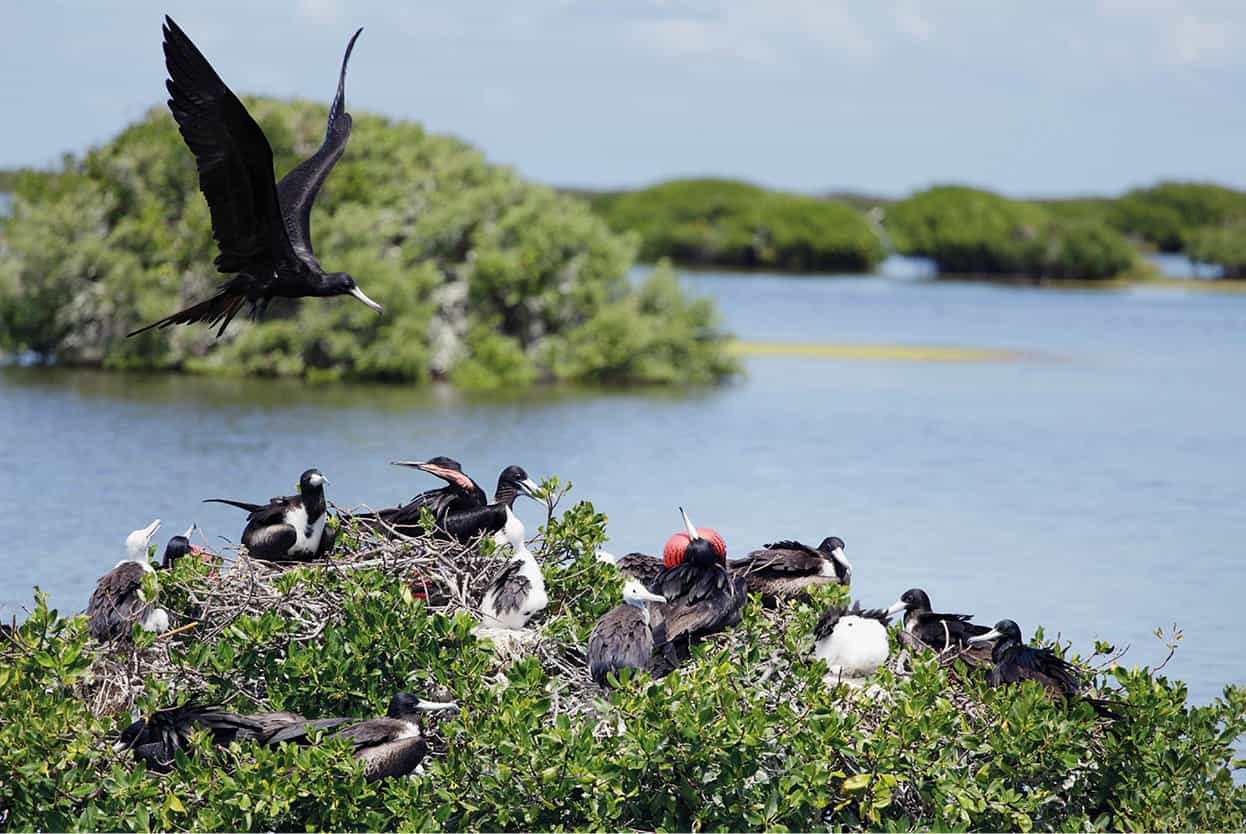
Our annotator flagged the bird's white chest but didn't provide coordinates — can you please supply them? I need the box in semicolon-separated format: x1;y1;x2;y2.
286;505;324;554
815;616;890;678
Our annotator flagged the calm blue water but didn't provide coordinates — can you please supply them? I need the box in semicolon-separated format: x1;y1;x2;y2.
1;271;1243;705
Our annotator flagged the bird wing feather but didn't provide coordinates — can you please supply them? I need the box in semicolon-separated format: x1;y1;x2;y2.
87;562;153;640
616;553;665;585
162;16;296;273
588;605;653;686
275;28;361;265
486;559;532;616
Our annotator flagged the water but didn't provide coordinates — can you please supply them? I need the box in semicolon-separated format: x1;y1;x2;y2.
1;271;1243;705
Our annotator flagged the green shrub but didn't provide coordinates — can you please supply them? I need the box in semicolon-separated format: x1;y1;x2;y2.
0;100;736;386
887;186;1136;279
597;178;885;272
1185;224;1246;278
1113;182;1246;251
1;488;1242;831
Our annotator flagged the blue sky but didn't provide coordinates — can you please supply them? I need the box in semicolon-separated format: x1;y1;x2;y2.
4;1;1245;197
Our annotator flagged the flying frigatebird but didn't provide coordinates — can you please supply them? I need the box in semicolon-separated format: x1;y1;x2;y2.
129;17;382;339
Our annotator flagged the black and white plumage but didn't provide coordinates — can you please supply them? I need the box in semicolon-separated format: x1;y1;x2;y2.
267;692;457;782
595;549;665;586
733;535;851;604
587;578;669;687
649;509;747;658
371;459;540;543
968;619;1082;698
116;703;303;772
885;588;991;652
86;520;174;641
813;602;891;682
128;18;381;339
205;469;334;561
479;508;547;630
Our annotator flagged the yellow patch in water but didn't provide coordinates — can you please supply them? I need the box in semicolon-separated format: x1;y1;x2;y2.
731;341;1022;363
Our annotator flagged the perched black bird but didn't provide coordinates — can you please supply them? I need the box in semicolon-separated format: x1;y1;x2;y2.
373;459;541;543
205;469;335;561
885;588;991;652
128;17;381;339
732;535;851;604
116;703;303;772
594;549;665;586
648;509;747;660
87;521;196;641
587;578;669;687
267;692;458;782
968;619;1083;698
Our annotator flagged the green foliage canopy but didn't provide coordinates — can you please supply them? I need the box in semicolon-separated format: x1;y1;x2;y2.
0;100;737;387
596;178;886;273
886;186;1137;279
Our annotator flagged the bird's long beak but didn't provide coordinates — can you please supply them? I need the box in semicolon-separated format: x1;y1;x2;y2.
415;699;459;711
143;519;162;542
967;628;1004;645
349;285;384;315
885;600;907;618
519;478;543;500
637;588;667;604
391;460;428;470
679;507;700;540
832;546;853;576
183;523;197;539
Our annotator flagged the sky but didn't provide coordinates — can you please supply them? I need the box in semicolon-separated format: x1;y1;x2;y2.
3;0;1246;197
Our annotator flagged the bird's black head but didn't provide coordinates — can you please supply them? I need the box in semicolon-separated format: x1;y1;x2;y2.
299;469;327;495
899;588;931;612
818;536;846;553
161;537;192;570
495;465;542;506
322;272;384;315
991;619;1023;643
682;537;723;568
425;456;463;471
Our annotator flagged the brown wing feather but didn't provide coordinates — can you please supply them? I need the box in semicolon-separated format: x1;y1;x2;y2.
86;562;152;641
487;560;532;616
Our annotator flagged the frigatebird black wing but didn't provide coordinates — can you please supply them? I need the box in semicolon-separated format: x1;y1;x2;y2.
616;553;665;586
333;717;407;748
203;497;265;514
486;559;532;616
86;562;152;641
651;566;746;648
276;28;362;265
265;715;356;745
991;646;1082;697
162;16;296;274
588;605;658;686
440;503;508;543
760;540;821;558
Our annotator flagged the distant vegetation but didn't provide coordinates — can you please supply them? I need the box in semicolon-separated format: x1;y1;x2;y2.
582;180;1246;281
0;101;737;387
885;186;1137;280
592;178;885;273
